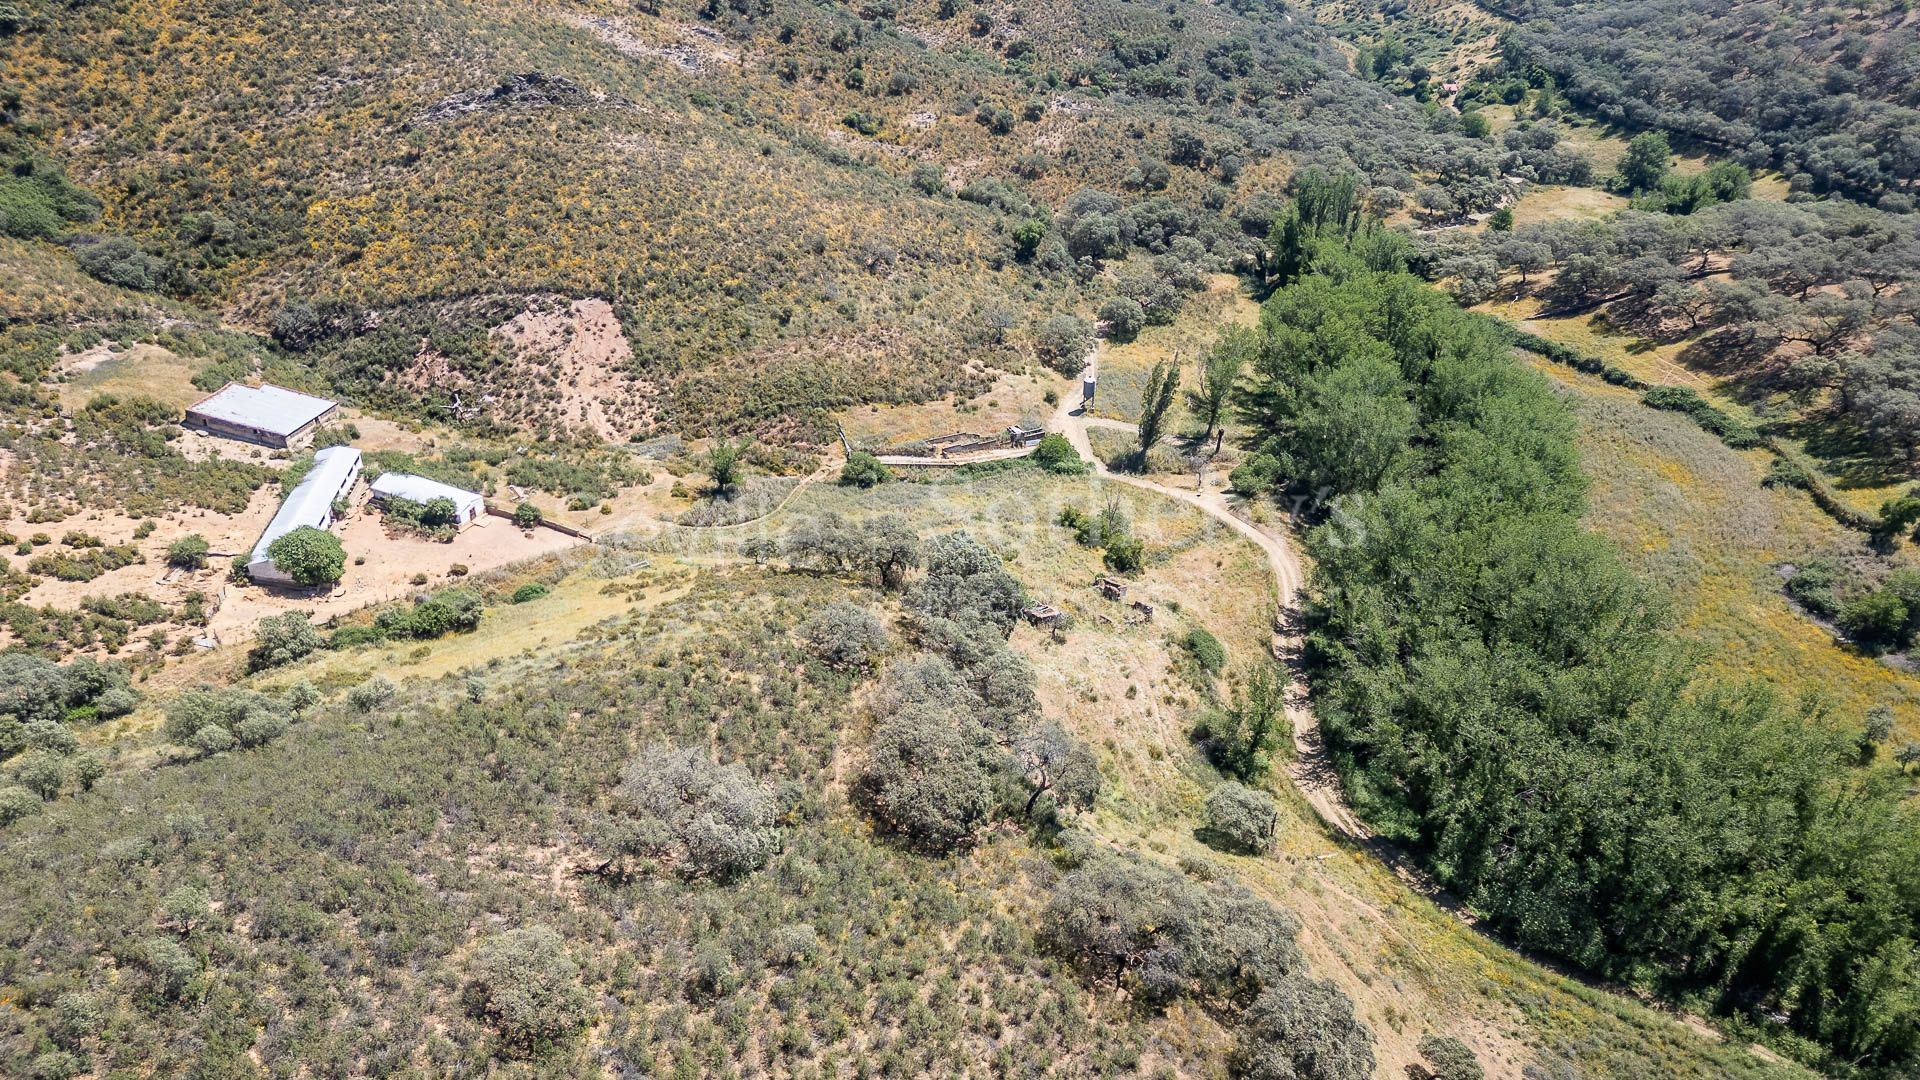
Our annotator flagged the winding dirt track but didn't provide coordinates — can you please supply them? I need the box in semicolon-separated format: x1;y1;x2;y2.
1049;344;1374;839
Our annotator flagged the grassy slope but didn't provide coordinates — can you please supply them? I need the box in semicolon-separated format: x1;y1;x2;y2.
1525;353;1920;741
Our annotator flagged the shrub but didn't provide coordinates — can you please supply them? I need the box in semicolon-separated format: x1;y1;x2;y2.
463;926;594;1056
347;676;397;712
266;526;346;586
74;236;173;292
1840;591;1910;653
0;784;42;825
375;587;483;639
14;751;66;800
800;602;891;671
247;612;324;672
510;582;550;603
1032;433;1088;474
1103;532;1145;574
512;502;543;528
166;533;212;570
600;744;783;880
838;451;892;489
1417;1034;1485;1080
768;923;818;967
1640;385;1762;448
1785;559;1845;618
164;686;296;755
25;1050;79;1080
1763;457;1813;490
1202;781;1279;853
50;991;102;1048
1182;628;1227;674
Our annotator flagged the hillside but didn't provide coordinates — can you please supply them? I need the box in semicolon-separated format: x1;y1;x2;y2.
2;0;1507;437
4;0;1920;1077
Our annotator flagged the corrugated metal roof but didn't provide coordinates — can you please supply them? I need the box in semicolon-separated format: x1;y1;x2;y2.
250;447;362;568
370;472;484;512
187;382;337;437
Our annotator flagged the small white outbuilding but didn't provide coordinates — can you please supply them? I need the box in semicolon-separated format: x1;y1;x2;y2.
368;472;486;527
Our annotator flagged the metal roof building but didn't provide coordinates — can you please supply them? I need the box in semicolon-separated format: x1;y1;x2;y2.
185;382;339;449
369;472;486;526
248;447;362;586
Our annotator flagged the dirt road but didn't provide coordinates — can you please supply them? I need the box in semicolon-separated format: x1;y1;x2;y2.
1052;342;1372;838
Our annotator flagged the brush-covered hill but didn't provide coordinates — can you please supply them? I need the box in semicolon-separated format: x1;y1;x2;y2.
2;0;1500;438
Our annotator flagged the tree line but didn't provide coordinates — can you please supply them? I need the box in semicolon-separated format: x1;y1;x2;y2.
1231;235;1920;1073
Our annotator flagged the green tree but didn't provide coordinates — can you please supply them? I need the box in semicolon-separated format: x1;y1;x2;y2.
1841;590;1910;652
512;502;543;529
1034;315;1094;374
1236;976;1376;1080
0;784;40;826
859;707;996;853
708;439;746;495
1137;359;1181;464
1618;130;1673;193
1014;722;1101;817
138;936;199;1000
601;744;783;880
1098;296;1146;341
1103;532;1145;574
800;602;891;671
838;451;891;489
13;751;65;800
1205;666;1287;780
70;751;104;793
1188;327;1255;447
266;526;345;587
856;515;922;591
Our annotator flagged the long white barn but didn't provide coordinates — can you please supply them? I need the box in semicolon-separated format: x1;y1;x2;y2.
247;446;362;585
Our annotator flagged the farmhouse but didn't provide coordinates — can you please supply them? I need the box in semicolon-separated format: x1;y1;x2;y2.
368;472;486;527
248;446;362;585
184;382;339;449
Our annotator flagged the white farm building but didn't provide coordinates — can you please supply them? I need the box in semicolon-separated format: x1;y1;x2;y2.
247;446;362;585
368;472;487;527
184;382;339;449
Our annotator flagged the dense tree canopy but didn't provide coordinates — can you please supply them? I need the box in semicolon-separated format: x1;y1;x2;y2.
1237;244;1920;1070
